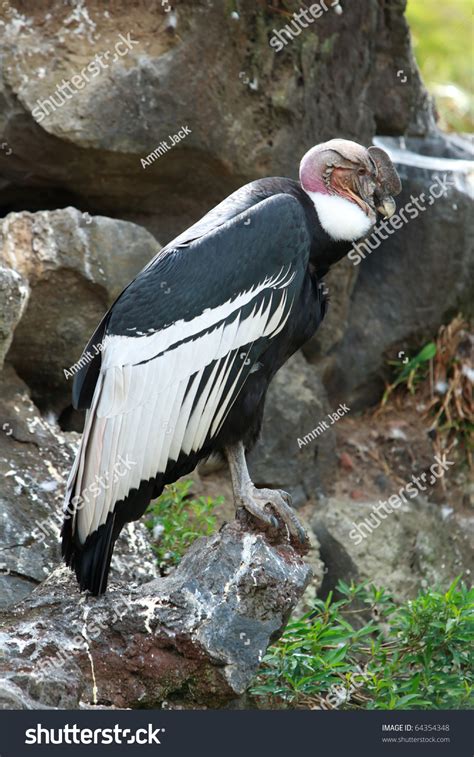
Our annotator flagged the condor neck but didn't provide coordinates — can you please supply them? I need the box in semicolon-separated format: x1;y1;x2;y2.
305;191;373;242
301;189;373;276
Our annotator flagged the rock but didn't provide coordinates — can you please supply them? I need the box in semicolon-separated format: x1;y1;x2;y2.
339;452;355;471
312;496;473;602
0;364;73;607
0;208;160;412
0;1;433;241
0;365;157;610
248;352;336;507
294;529;325;616
110;523;158;588
0;262;28;367
0;521;311;709
320;133;474;408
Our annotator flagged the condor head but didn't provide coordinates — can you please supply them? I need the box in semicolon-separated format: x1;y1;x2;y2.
299;139;402;242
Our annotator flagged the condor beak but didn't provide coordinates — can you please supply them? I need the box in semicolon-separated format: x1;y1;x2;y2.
376;196;396;218
368;145;401;220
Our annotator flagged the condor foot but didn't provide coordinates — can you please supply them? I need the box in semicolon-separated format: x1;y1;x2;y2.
235;485;309;550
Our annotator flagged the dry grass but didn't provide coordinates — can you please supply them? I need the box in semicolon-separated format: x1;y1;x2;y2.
379;315;473;470
423;315;473;469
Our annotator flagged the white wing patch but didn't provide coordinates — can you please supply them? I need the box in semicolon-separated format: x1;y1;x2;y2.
67;266;295;544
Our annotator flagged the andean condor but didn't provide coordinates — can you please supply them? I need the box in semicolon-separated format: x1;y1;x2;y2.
62;139;401;595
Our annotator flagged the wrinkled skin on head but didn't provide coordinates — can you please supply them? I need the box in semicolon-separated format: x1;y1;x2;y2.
299;139;402;223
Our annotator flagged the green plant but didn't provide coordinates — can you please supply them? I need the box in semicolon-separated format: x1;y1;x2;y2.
382;342;437;406
251;578;474;710
145;480;221;571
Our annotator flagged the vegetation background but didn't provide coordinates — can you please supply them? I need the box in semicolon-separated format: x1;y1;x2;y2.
407;0;473;132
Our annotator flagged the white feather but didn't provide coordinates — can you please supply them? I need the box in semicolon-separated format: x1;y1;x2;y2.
306;191;373;241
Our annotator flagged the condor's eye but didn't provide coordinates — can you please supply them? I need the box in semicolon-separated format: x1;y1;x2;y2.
357;168;366;176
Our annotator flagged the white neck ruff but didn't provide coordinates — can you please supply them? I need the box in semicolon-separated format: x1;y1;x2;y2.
305;191;373;242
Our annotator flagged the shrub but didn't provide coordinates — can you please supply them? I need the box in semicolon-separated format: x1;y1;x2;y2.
251;578;473;710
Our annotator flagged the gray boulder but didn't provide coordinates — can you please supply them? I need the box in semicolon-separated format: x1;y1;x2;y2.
0;520;311;709
312;495;473;602
0;208;160;411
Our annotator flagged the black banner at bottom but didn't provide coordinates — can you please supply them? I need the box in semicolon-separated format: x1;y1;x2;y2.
0;709;471;757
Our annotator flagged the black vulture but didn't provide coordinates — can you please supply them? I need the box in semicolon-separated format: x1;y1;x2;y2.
62;139;401;595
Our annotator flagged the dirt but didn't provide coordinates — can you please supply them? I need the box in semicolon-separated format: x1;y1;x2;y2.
330;391;472;517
